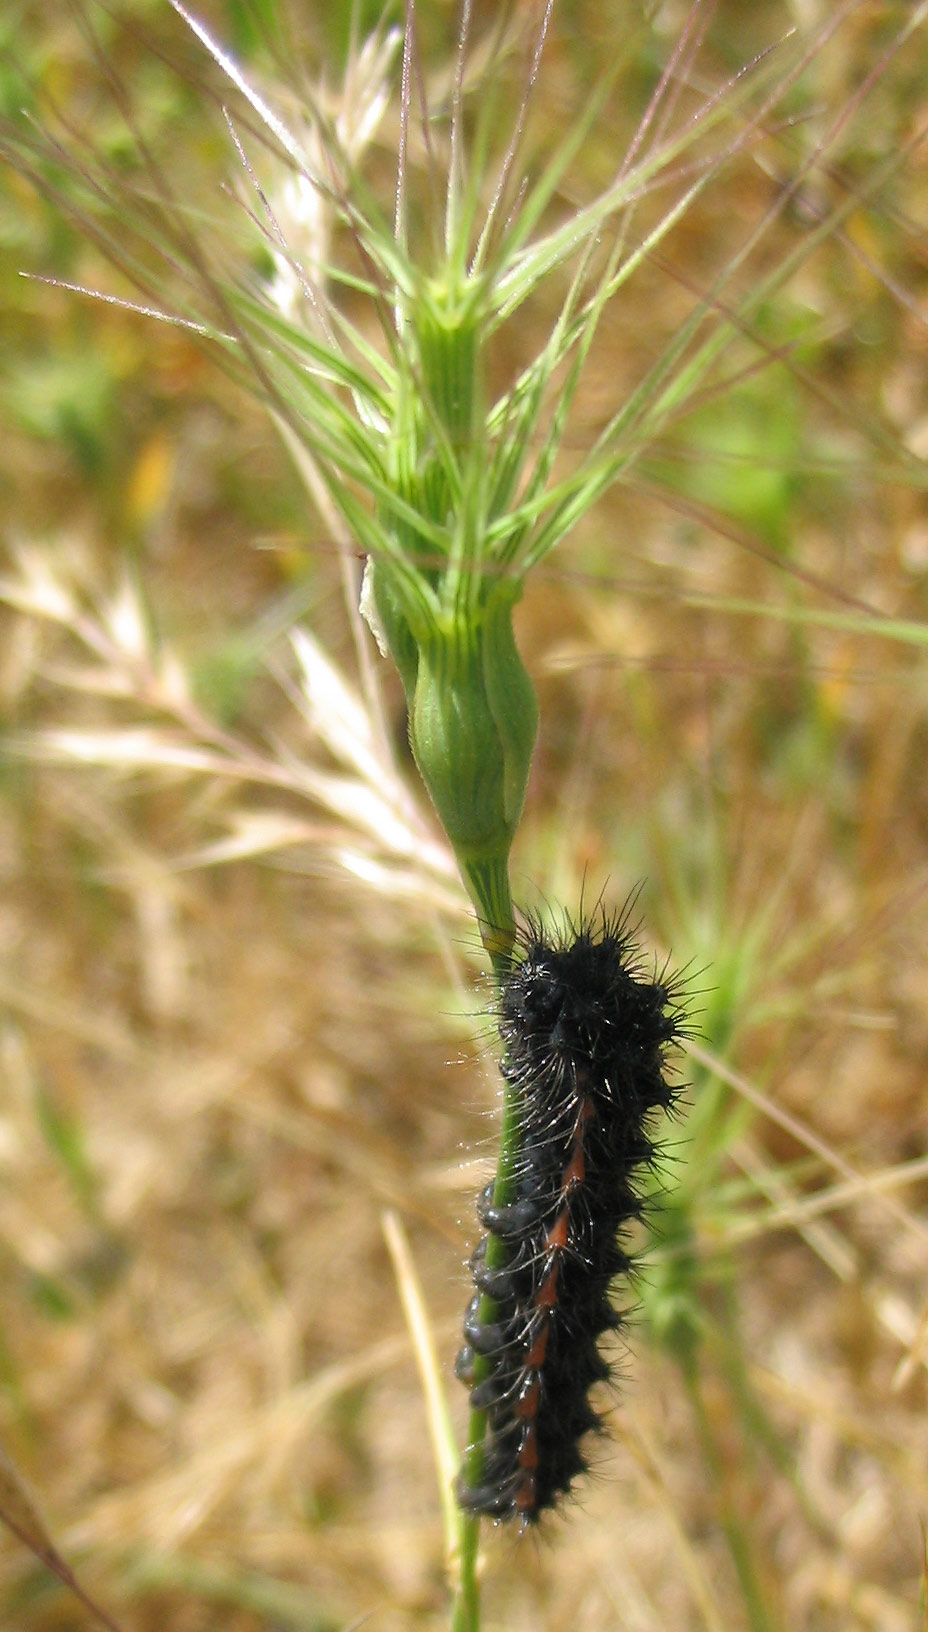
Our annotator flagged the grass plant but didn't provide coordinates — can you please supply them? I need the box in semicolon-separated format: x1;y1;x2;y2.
1;2;927;1628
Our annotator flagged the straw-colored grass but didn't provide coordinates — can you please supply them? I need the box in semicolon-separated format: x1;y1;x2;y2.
1;3;928;1628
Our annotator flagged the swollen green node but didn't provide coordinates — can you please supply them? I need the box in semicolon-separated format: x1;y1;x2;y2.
408;594;537;865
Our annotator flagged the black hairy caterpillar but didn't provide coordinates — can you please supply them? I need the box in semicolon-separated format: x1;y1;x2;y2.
455;905;687;1524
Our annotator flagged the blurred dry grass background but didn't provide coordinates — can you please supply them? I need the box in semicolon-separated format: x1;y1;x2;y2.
2;1;928;1628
